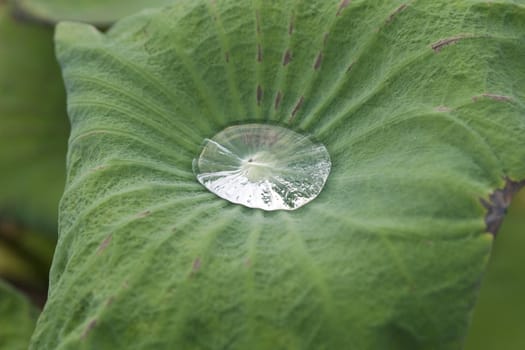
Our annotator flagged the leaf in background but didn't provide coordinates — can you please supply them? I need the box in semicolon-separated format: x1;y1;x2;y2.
32;1;525;349
0;280;38;350
14;0;178;27
0;3;68;234
1;217;55;307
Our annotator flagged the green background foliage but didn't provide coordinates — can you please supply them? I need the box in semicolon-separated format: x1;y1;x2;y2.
14;0;179;26
0;3;68;233
465;189;525;350
0;1;62;306
0;280;38;350
27;0;524;349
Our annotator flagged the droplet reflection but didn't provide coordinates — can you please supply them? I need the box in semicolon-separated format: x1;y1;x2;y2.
193;124;331;211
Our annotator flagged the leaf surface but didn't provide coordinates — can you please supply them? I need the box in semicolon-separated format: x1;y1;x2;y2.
33;1;525;349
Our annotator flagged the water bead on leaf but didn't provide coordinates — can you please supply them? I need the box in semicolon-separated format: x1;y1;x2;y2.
193;124;331;211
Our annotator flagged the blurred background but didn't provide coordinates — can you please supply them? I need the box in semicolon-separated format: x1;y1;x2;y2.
0;1;523;349
465;189;525;350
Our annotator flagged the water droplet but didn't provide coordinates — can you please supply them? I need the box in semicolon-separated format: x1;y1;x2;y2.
193;124;331;211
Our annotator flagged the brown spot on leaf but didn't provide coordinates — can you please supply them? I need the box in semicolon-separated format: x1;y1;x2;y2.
337;0;351;16
323;33;330;47
283;49;292;66
274;91;282;110
347;61;356;73
481;178;525;235
291;96;305;121
225;51;230;63
473;93;513;103
257;44;263;62
314;52;323;70
192;257;202;272
386;4;407;24
257;85;263;106
431;36;468;52
81;319;97;339
289;16;295;35
97;235;112;254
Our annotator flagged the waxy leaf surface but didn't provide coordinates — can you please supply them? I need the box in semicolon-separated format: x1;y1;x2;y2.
32;1;525;349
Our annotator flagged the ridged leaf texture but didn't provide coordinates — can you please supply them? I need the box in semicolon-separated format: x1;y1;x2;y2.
32;1;525;349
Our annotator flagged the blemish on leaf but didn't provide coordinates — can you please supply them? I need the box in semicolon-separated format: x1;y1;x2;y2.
337;0;351;16
435;106;452;112
274;91;282;110
323;33;329;47
386;4;407;24
136;210;151;218
257;44;262;62
255;10;261;33
473;93;513;103
291;96;305;121
192;257;202;273
431;36;468;52
314;52;323;70
97;235;112;254
257;85;263;106
288;16;295;35
225;51;230;63
283;49;292;66
81;319;97;339
244;258;252;267
481;178;525;235
347;61;355;73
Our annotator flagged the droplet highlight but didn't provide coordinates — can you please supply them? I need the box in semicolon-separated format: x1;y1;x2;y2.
193;124;331;211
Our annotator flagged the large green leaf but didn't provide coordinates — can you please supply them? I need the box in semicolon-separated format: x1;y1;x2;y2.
33;1;525;349
0;3;68;233
0;280;38;350
14;0;177;26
